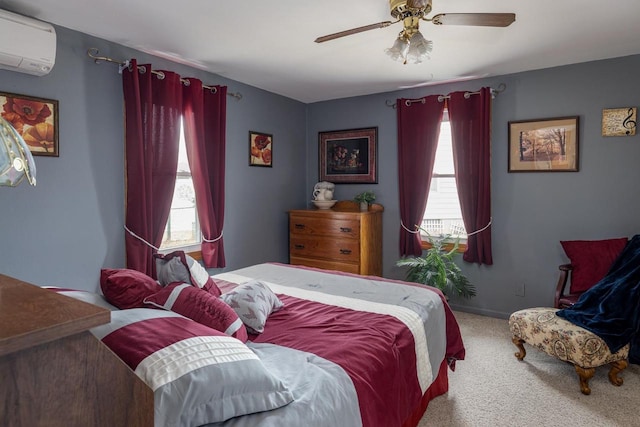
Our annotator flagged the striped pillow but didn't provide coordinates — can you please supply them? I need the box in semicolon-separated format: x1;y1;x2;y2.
144;282;248;342
91;308;293;426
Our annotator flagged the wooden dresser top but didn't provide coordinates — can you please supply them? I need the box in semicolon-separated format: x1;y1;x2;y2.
0;274;110;357
291;200;384;215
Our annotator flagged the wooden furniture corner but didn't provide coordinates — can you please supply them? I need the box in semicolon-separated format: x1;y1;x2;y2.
0;274;153;426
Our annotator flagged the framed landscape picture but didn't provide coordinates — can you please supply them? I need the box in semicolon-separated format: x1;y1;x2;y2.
0;91;59;157
319;127;377;184
508;116;579;172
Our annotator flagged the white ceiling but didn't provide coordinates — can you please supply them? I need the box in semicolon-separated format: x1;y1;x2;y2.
3;0;640;103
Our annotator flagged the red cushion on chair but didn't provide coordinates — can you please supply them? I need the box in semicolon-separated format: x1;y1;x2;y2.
560;237;628;293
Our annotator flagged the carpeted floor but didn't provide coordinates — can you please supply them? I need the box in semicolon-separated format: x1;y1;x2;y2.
419;311;640;427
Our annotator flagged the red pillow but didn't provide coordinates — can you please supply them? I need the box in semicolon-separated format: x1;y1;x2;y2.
100;268;161;309
144;282;248;342
560;237;628;293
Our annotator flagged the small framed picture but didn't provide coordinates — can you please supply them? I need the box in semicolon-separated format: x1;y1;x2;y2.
249;131;273;167
602;107;636;136
508;116;579;172
319;127;377;183
0;91;59;157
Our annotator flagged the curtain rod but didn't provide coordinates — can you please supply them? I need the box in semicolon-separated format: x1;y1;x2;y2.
384;83;506;109
87;48;242;100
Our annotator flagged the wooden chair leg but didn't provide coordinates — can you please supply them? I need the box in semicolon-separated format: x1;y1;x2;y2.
574;365;595;395
608;359;628;386
512;337;526;360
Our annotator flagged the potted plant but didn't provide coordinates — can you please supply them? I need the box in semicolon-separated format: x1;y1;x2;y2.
396;232;476;298
354;190;376;211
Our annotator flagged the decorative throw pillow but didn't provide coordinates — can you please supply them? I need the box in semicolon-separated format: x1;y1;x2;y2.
144;282;248;342
221;280;284;334
560;237;628;293
154;251;222;297
91;308;293;426
100;268;161;309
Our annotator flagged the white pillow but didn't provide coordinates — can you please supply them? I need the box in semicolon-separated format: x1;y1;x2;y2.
221;280;284;334
154;250;221;296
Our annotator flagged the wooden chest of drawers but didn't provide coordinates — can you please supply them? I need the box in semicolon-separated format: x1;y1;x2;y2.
289;201;383;276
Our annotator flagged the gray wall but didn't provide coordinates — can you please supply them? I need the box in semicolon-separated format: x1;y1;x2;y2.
1;22;638;319
0;26;307;291
307;55;640;317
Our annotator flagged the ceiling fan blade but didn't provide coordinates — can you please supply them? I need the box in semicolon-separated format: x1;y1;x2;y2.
430;13;515;27
314;21;396;43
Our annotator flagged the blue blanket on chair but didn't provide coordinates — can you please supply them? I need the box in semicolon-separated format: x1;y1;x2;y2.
557;234;640;364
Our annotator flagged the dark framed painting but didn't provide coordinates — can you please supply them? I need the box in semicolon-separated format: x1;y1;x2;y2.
249;131;272;167
0;91;59;157
319;127;377;183
508;116;579;172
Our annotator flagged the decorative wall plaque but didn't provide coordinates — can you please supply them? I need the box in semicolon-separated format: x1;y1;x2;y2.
602;107;637;137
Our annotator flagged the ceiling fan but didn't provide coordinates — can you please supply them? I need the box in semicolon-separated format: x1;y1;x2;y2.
315;0;515;64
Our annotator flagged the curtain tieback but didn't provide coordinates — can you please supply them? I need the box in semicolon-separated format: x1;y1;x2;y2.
400;221;420;234
201;230;223;243
124;226;223;247
124;225;160;250
400;218;492;236
467;218;492;236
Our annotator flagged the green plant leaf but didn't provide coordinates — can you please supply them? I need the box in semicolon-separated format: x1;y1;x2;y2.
396;228;475;298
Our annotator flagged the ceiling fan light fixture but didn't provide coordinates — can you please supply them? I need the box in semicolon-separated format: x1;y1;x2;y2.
405;31;433;64
385;34;410;62
385;30;432;65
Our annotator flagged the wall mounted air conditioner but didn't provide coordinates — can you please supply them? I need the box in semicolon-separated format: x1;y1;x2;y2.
0;9;56;76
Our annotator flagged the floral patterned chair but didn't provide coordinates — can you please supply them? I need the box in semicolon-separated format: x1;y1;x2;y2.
508;307;629;395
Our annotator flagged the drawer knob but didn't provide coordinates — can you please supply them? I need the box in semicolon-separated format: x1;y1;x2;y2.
340;227;352;233
294;244;305;250
339;249;352;255
294;224;306;229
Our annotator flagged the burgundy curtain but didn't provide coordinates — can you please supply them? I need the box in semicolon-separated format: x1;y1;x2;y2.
397;96;445;256
122;60;182;276
182;80;227;267
448;88;493;264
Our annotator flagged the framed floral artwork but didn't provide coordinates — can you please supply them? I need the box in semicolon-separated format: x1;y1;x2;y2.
249;131;272;167
0;91;59;157
319;127;377;183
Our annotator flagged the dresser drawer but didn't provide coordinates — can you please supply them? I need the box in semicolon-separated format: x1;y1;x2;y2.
290;236;360;262
289;216;360;239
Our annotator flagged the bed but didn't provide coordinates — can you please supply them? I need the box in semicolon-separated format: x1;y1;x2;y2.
51;261;465;427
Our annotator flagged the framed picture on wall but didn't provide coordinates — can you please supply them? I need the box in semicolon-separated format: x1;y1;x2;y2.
601;107;637;136
0;91;59;157
319;127;378;184
508;116;579;172
249;131;273;167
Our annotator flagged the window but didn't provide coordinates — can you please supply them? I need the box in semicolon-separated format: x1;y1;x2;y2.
422;114;467;243
161;122;201;252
